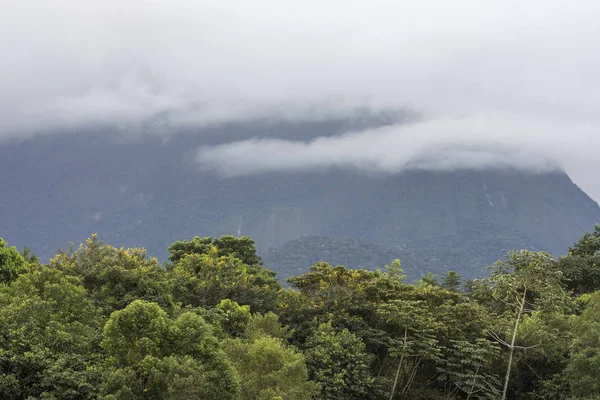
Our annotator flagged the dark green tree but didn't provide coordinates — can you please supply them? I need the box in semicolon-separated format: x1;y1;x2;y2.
441;271;462;291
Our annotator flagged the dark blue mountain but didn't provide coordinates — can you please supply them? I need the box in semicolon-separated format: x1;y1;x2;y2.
2;117;599;279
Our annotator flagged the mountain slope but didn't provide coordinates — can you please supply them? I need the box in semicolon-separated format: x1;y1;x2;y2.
1;120;599;279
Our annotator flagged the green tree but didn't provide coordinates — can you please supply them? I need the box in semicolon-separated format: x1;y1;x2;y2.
304;322;376;400
418;272;439;287
168;235;263;266
487;250;567;400
383;259;406;283
377;299;442;399
0;266;103;399
245;311;292;341
282;262;392;344
224;333;318;400
20;246;39;265
49;234;174;314
101;300;240;399
214;299;252;337
437;339;500;399
169;247;280;312
0;237;27;284
441;271;462;291
512;310;573;399
565;291;600;399
558;224;600;295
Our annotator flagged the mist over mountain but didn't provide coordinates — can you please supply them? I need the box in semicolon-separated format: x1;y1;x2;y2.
2;116;598;280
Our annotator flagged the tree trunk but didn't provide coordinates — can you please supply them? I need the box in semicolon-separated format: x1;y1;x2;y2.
501;288;527;400
389;327;408;400
465;365;480;400
402;356;421;396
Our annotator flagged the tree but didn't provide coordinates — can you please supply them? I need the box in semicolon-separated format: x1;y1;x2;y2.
511;309;573;399
49;234;174;314
441;271;462;291
245;311;292;341
101;300;173;366
224;321;318;400
568;224;600;257
169;248;280;312
437;339;500;400
214;299;252;338
304;322;376;400
101;300;240;399
168;236;213;264
0;266;103;399
168;235;263;266
0;237;27;284
487;250;567;400
282;262;389;344
558;224;600;295
383;259;406;283
418;272;439;287
20;246;39;265
565;291;600;398
377;299;442;399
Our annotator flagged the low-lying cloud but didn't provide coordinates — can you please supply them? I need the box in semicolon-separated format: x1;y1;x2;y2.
2;1;600;199
194;113;590;175
195;113;600;201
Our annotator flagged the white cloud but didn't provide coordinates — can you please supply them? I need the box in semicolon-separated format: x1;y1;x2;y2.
2;0;600;136
1;0;600;199
194;114;587;174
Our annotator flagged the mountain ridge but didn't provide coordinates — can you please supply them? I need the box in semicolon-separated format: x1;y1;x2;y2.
2;119;599;279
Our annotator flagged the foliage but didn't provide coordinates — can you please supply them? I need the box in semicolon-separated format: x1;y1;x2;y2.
169;247;280;313
1;226;600;399
168;235;263;266
558;224;600;295
304;322;377;400
101;300;240;399
566;291;600;399
0;237;28;284
437;339;501;399
214;299;252;338
0;266;103;399
49;234;174;314
224;325;318;400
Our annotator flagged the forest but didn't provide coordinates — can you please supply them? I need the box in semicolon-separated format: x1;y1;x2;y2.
2;225;600;400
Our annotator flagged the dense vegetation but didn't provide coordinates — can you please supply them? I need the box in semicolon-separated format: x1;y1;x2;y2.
2;225;600;399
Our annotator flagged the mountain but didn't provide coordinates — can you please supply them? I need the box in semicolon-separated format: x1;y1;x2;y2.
259;169;600;279
2;117;599;279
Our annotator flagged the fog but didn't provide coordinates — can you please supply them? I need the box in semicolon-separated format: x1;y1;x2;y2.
2;0;599;199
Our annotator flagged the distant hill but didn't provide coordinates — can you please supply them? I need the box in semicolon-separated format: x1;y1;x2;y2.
1;117;599;280
263;236;413;280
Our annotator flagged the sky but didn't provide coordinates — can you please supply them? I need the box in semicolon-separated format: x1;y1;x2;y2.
2;0;600;200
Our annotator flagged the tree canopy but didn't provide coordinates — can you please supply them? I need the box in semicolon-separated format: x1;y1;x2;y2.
1;226;600;399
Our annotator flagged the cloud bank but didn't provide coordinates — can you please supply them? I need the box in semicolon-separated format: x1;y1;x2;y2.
195;114;593;175
2;0;600;198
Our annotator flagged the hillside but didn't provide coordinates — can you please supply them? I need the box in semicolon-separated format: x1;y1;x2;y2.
1;119;599;279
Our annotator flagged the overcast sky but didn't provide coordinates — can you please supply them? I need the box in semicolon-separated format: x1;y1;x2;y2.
2;0;600;200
